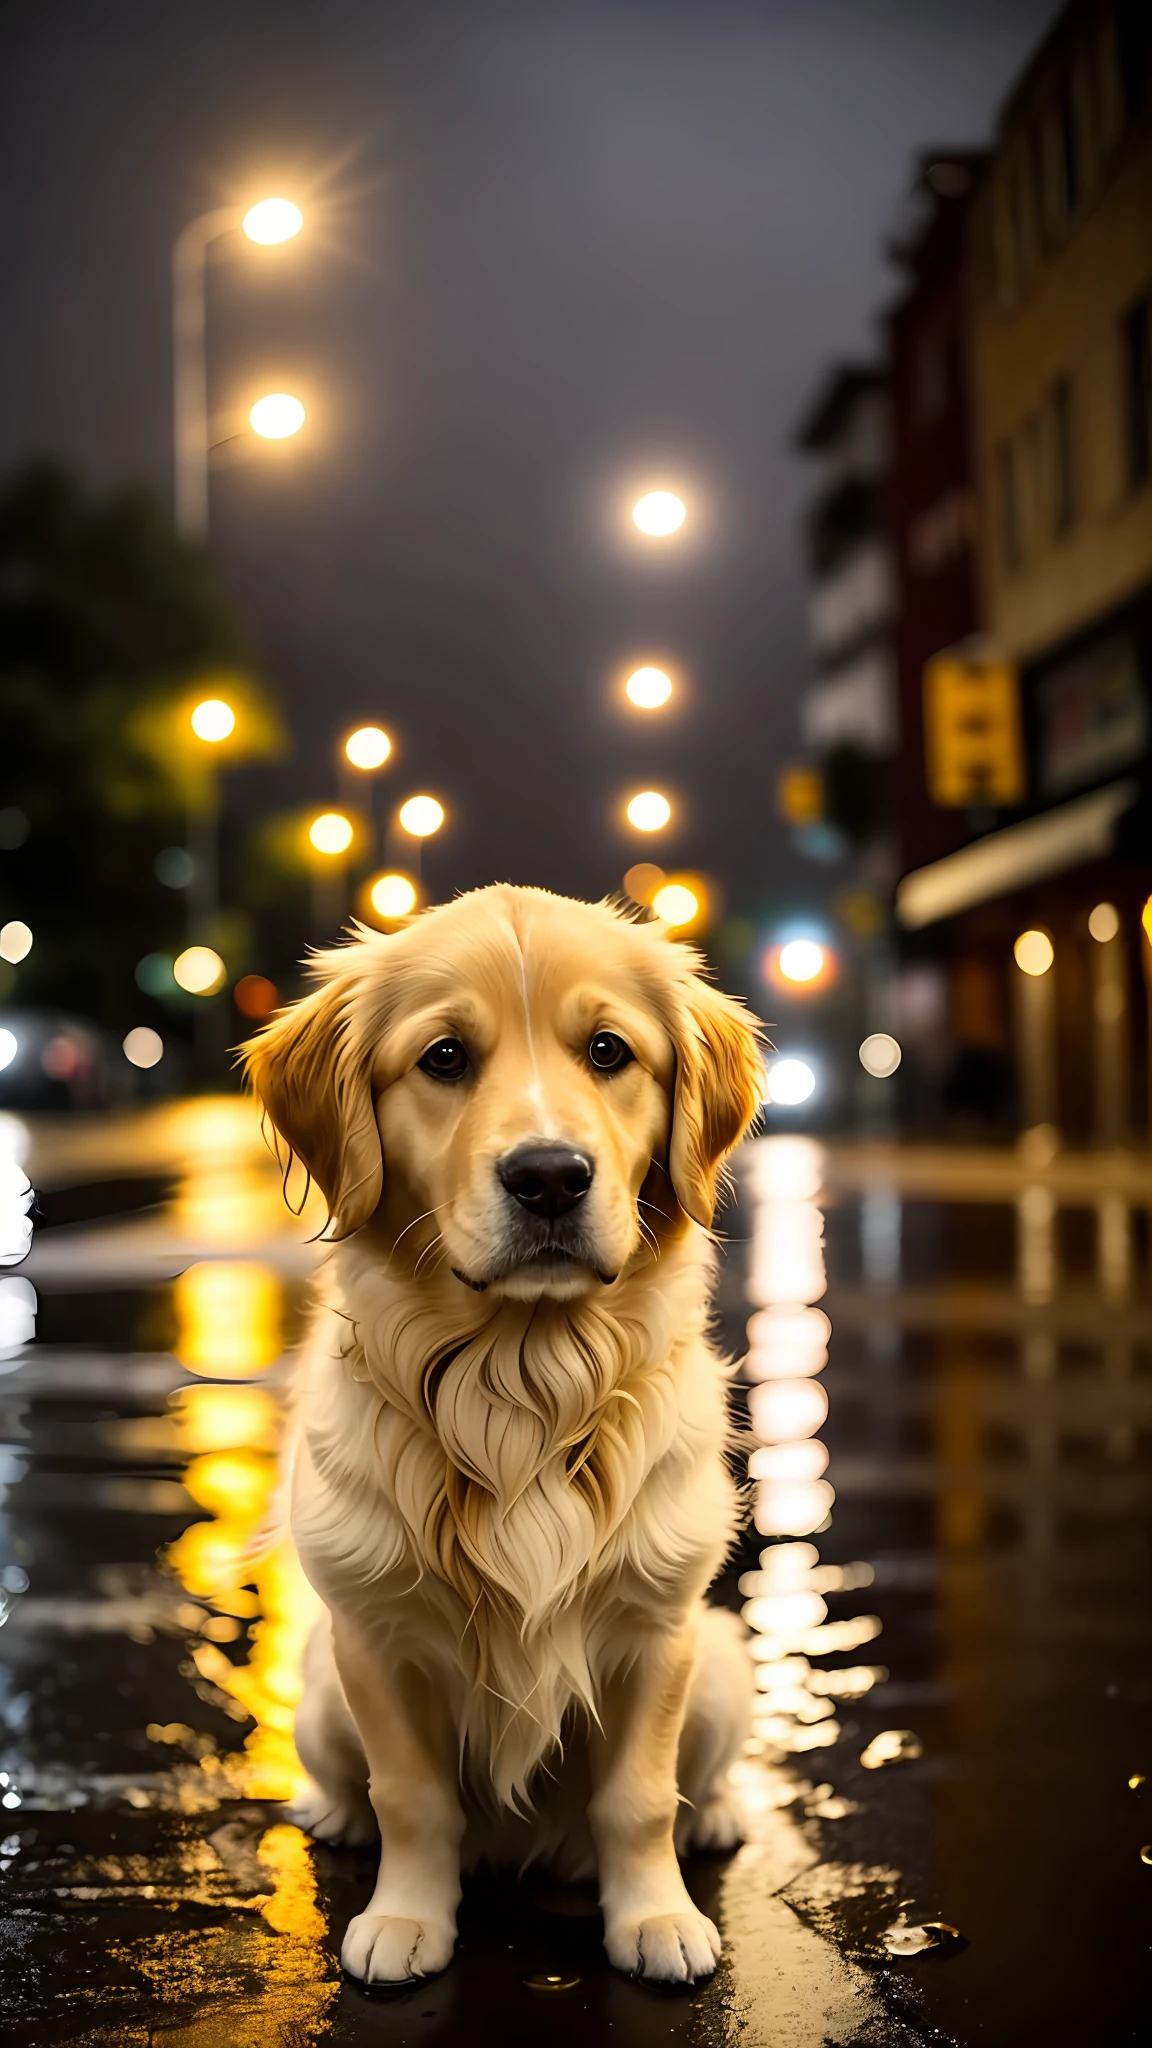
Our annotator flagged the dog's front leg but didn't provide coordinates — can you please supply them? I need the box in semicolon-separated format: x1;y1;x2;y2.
589;1620;722;1983
332;1619;464;1984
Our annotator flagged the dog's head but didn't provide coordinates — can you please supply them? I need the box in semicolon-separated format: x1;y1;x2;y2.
244;886;763;1301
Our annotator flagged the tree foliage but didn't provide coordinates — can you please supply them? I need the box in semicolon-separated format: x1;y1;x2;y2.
0;461;282;1029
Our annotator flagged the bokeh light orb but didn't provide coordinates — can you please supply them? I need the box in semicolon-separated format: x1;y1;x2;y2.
308;812;354;856
0;1030;17;1073
242;198;303;245
1014;929;1054;977
626;790;671;832
173;946;226;996
652;883;699;928
398;796;445;838
345;726;391;770
632;491;686;536
0;922;33;966
625;667;673;709
249;393;306;440
859;1032;902;1079
190;699;235;743
370;873;418;919
123;1027;164;1070
778;939;824;984
764;1057;816;1106
233;975;280;1021
1088;901;1119;943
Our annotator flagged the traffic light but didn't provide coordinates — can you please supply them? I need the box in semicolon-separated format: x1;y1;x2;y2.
923;642;1024;808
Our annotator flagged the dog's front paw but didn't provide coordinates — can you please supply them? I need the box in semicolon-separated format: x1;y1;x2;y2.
341;1911;456;1984
605;1905;721;1983
287;1781;376;1848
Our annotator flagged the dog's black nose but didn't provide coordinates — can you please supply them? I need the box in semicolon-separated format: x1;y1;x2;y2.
497;1144;594;1219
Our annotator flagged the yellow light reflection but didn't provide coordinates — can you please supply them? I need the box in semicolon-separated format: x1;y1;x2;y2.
175;1262;282;1378
166;1387;321;1803
742;1134;885;1761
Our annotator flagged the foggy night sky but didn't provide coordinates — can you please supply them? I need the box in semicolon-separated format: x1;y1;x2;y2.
0;0;1061;915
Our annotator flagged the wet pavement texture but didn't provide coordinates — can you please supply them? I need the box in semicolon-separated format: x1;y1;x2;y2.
0;1099;1149;2046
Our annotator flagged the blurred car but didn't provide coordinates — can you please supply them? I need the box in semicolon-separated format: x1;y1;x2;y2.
0;1009;183;1111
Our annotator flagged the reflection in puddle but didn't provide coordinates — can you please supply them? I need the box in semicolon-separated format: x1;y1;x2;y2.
0;1116;35;1358
175;1260;284;1378
859;1728;924;1771
742;1138;889;1765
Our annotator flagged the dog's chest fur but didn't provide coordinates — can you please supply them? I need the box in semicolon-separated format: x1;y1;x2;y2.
290;1238;739;1805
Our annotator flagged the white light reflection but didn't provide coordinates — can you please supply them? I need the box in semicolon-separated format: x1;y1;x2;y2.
742;1136;882;1761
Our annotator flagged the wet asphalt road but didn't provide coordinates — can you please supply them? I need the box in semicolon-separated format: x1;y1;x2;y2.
0;1100;1149;2046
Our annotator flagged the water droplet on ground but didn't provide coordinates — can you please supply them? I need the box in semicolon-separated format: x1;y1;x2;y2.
883;1920;964;1956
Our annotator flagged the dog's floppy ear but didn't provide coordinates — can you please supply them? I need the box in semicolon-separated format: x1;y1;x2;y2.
666;969;764;1229
242;967;383;1240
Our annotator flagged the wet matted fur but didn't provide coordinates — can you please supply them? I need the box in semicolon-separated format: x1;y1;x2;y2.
244;884;764;1985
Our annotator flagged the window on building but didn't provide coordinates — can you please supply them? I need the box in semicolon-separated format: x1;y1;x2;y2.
1051;377;1075;533
1123;296;1152;489
996;439;1022;571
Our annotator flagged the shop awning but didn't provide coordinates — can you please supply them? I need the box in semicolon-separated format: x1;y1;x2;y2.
894;778;1139;930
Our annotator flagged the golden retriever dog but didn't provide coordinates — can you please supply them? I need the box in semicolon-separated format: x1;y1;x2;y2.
244;884;763;1986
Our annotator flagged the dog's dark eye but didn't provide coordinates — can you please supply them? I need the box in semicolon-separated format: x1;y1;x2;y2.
418;1037;470;1082
588;1031;634;1074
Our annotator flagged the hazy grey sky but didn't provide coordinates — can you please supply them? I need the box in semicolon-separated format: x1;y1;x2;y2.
1;0;1061;910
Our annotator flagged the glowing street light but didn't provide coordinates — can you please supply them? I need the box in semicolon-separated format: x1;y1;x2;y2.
191;698;236;743
242;198;303;246
249;393;305;440
626;667;673;709
1014;929;1054;977
308;812;354;856
632;491;685;537
626;790;671;832
369;873;418;919
172;196;305;540
345;726;392;771
174;946;226;996
778;939;825;984
399;796;445;838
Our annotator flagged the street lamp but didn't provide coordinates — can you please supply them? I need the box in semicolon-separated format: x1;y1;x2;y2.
309;812;354;856
632;491;686;537
172;196;303;541
399;796;445;838
625;790;671;832
625;667;673;710
345;727;392;771
249;393;306;440
190;698;236;743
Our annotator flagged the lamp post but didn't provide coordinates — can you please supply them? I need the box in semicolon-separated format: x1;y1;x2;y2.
172;197;303;541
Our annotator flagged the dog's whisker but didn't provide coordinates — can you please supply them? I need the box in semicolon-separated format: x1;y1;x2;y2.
391;1199;455;1260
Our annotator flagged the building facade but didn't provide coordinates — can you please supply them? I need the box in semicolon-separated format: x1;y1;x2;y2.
893;0;1152;1140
